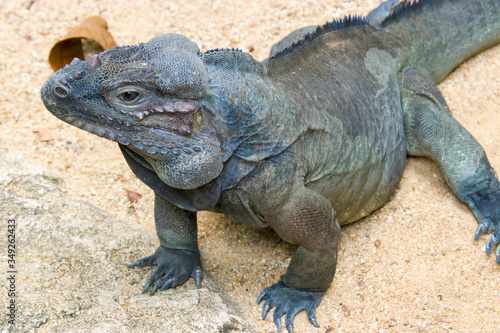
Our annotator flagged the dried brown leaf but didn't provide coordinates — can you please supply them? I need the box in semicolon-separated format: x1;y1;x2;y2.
49;16;117;71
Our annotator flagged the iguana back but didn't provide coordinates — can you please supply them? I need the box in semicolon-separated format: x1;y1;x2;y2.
246;0;500;222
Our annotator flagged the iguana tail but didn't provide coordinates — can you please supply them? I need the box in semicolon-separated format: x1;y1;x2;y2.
382;0;500;83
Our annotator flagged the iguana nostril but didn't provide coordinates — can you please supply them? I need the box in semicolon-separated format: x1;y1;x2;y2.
54;83;69;98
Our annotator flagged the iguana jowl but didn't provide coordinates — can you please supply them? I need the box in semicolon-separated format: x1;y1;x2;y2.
41;0;500;331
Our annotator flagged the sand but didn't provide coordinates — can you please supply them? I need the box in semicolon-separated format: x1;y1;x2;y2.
1;0;499;331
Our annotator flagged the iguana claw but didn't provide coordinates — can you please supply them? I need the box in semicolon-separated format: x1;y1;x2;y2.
485;232;499;255
474;220;495;241
257;281;323;333
141;277;154;294
194;269;202;288
128;245;202;294
481;229;500;264
474;222;500;264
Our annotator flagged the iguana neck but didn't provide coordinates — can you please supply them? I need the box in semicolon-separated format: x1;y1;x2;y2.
201;49;307;162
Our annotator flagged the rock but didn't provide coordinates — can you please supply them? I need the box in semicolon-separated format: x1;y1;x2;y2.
0;142;252;332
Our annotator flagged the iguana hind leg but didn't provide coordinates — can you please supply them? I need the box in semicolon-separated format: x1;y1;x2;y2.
258;181;341;332
400;67;500;264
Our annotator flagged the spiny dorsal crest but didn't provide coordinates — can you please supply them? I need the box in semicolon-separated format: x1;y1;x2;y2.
381;0;437;26
269;15;369;60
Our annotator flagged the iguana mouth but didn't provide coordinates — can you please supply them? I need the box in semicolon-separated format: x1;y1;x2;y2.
45;97;205;157
140;108;202;137
59;111;205;157
115;101;203;137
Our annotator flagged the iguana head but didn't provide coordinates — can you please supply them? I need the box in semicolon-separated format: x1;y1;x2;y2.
41;34;224;189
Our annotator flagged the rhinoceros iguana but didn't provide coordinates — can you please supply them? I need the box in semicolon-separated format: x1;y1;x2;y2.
41;0;500;331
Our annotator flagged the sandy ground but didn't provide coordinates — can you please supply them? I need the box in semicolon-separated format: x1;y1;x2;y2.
1;0;499;332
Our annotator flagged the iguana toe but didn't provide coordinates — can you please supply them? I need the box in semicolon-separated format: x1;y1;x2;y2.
485;232;499;255
128;254;156;268
474;219;496;241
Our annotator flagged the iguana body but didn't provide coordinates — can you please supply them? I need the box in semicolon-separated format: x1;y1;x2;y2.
41;0;500;331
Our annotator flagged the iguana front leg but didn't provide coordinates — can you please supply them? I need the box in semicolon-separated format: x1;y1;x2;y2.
257;182;341;332
128;192;202;294
401;67;500;263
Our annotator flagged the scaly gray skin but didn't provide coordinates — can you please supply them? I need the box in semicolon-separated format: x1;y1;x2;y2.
41;0;500;332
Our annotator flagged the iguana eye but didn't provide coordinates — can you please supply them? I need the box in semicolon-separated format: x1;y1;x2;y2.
119;91;140;102
106;85;152;108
